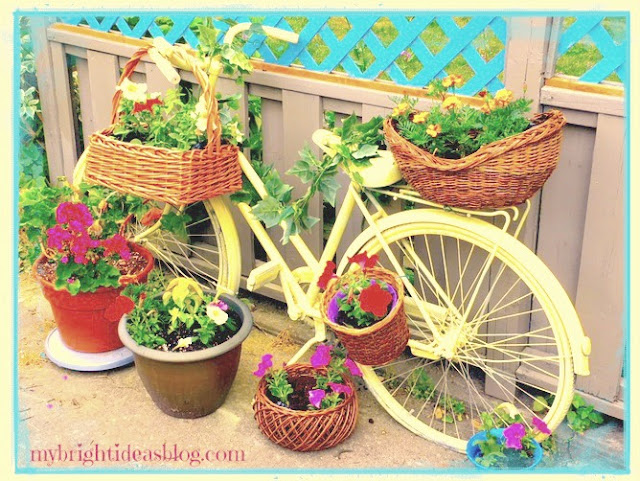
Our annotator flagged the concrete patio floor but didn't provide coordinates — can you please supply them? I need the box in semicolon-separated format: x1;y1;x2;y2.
16;272;626;473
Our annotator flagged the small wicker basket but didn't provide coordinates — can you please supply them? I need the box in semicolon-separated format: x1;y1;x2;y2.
84;45;241;206
383;110;566;209
253;364;358;452
321;267;409;366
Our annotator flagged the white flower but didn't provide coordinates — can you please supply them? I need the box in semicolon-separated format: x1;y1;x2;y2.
195;95;207;115
207;303;228;325
196;115;208;133
116;78;147;103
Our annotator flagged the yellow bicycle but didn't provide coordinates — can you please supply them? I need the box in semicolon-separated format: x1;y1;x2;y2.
74;23;591;453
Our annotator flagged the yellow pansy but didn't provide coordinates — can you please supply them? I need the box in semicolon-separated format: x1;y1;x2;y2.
441;95;462;110
481;99;497;114
426;124;442;138
116;78;147;103
392;101;411;117
494;88;513;106
442;74;463;89
412;111;429;124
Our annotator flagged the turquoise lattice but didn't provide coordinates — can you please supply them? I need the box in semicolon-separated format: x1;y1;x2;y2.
57;14;507;95
556;16;627;84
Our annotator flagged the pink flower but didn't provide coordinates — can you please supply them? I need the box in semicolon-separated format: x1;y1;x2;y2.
344;358;362;377
308;389;326;408
212;300;228;311
310;344;333;369
532;417;551;434
60;256;69;264
70;231;100;262
253;354;273;377
46;225;72;250
101;234;131;260
503;423;526;450
56;202;93;231
67;277;75;284
328;382;352;395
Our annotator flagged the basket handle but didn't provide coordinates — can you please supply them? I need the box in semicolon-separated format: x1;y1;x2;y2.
108;44;222;154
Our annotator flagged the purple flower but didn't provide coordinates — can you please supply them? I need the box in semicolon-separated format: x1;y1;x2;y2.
252;353;273;377
327;291;346;323
213;300;228;311
67;277;76;284
503;423;526;450
328;382;352;395
532;417;551;434
344;358;363;377
310;344;333;369
308;389;326;409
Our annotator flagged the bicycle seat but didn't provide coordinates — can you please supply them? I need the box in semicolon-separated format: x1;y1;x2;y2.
312;129;403;188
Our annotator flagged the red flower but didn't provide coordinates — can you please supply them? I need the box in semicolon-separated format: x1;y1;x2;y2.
132;97;163;114
348;252;379;269
359;282;392;317
317;261;336;289
140;207;163;226
101;234;131;260
478;89;488;98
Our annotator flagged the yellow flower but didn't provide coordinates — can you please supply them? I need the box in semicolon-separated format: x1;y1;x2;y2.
172;337;193;351
116;78;147;103
195;116;208;133
494;88;513;106
392;101;411;117
442;74;463;89
412;111;429;124
441;95;462;110
481;99;497;114
426;124;441;138
425;84;435;95
442;76;453;88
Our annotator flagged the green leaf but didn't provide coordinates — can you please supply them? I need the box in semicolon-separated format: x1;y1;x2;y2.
287;158;314;183
572;395;586;409
160;212;191;241
251;196;283;228
318;175;340;207
67;279;81;295
533;395;550;412
352;143;378;159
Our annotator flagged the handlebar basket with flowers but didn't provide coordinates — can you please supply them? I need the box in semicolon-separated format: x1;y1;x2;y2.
383;75;566;209
83;44;242;206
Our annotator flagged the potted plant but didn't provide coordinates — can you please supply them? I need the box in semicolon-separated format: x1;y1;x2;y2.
252;343;360;451
318;252;409;366
27;181;154;353
383;75;566;209
118;277;253;418
467;412;549;470
83;20;258;206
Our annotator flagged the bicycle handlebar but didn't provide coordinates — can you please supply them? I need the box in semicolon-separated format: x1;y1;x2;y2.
224;22;299;46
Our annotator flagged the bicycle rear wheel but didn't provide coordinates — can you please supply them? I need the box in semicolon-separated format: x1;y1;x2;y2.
340;209;577;452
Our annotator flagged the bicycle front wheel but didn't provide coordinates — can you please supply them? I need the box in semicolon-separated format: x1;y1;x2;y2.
340;209;576;452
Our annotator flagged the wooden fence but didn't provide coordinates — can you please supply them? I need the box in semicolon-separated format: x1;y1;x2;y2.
29;17;625;419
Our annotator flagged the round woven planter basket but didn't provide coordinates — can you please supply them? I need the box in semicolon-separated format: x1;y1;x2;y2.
84;45;242;206
253;364;358;452
321;267;409;366
383;109;566;209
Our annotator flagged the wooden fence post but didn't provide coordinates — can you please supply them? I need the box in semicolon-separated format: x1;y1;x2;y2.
31;17;78;182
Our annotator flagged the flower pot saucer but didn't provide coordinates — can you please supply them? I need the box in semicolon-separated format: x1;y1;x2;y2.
44;328;134;372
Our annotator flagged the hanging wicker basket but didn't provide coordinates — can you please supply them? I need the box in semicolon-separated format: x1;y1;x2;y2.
383;110;566;209
83;45;242;206
321;267;409;366
253;364;358;451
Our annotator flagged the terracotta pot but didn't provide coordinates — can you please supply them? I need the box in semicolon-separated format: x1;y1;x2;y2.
118;294;253;418
34;243;154;353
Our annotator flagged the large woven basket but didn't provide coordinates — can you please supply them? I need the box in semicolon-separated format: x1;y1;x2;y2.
253;364;358;451
383;109;566;209
322;267;409;366
84;45;241;206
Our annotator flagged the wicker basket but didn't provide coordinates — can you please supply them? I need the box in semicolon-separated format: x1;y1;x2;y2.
321;267;409;366
253;364;358;451
383;110;566;209
84;46;242;206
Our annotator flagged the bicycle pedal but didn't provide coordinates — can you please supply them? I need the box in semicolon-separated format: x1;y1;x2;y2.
247;261;281;291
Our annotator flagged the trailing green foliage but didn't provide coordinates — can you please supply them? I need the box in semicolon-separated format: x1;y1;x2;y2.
533;393;604;434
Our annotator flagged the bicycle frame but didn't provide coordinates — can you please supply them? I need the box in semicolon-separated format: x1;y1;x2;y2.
232;150;532;363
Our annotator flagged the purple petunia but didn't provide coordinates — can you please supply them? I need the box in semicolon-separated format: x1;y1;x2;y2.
308;389;326;409
253;353;273;377
532;417;551;434
328;382;352;395
503;423;526;450
344;358;363;377
310;344;333;369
